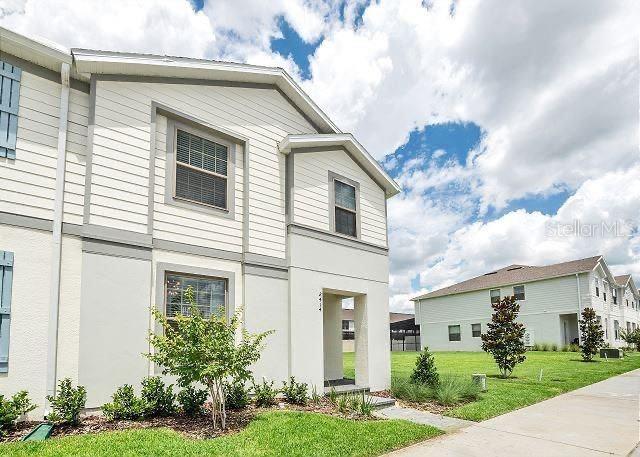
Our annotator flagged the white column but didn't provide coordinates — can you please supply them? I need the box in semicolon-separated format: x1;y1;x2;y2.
322;294;343;381
354;295;369;387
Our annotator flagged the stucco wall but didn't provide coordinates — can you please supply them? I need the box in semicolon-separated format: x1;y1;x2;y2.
0;225;52;418
78;251;151;407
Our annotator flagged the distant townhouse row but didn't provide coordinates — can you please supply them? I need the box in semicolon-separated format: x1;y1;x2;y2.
412;256;639;350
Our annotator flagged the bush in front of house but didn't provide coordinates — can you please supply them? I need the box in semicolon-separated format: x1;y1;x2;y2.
579;307;605;361
281;377;308;405
177;385;208;416
141;376;176;417
0;391;36;436
481;295;526;378
620;328;640;352
433;375;481;406
410;346;439;387
147;286;272;430
102;385;146;421
225;382;250;410
46;378;86;425
253;379;279;407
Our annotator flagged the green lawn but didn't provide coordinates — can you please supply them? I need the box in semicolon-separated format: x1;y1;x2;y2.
345;350;640;421
2;411;440;457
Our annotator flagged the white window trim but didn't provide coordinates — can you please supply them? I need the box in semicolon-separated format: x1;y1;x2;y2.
328;171;361;239
490;288;501;304
448;324;462;342
164;118;236;219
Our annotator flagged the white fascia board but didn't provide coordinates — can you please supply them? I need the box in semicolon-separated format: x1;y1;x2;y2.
0;26;72;72
71;49;341;134
279;133;401;197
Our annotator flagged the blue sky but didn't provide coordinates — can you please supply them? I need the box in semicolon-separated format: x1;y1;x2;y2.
5;0;635;312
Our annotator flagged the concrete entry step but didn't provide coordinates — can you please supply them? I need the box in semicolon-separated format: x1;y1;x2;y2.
324;383;370;395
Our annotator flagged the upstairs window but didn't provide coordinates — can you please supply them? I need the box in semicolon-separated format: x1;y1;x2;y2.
490;289;501;305
174;129;228;210
330;174;359;238
471;323;481;338
513;285;525;301
612;288;617;305
594;278;599;297
0;60;21;160
448;325;461;342
614;320;620;340
165;273;226;319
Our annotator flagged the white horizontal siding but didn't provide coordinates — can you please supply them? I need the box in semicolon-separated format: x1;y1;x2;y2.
89;79;316;257
293;149;387;248
418;274;586;325
0;72;60;220
153;114;244;253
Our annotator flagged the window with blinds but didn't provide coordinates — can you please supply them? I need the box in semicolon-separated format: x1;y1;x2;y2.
165;273;226;319
334;179;357;237
175;129;228;209
0;60;21;159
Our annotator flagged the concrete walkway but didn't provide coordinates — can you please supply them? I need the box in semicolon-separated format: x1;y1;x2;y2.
375;405;474;432
386;368;640;457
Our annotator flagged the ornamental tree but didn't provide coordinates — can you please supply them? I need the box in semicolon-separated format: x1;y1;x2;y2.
410;346;439;387
481;295;527;378
147;287;272;429
579;307;605;361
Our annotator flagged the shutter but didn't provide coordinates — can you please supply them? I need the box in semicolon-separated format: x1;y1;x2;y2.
0;60;21;160
0;251;14;372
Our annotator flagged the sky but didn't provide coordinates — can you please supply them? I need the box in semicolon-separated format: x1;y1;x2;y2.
1;0;638;313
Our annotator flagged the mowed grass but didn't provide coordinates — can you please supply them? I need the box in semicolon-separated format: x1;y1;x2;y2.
344;350;640;421
2;411;441;457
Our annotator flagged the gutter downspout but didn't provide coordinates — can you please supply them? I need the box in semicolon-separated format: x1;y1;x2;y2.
576;273;583;345
45;62;71;413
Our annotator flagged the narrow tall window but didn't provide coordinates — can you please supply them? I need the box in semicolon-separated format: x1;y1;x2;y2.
490;289;501;305
613;320;620;340
513;285;525;301
471;323;481;338
165;273;226;319
448;325;461;342
334;179;357;237
175;129;228;209
594;278;599;297
612;288;617;305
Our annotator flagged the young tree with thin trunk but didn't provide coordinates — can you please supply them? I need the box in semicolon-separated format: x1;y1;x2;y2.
579;307;604;361
481;295;527;378
147;287;272;429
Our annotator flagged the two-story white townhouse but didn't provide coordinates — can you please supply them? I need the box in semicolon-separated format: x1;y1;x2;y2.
0;28;401;417
412;255;639;351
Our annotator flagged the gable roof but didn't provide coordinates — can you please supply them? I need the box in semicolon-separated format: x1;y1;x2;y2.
0;27;339;133
614;274;631;286
279;134;401;197
412;255;603;301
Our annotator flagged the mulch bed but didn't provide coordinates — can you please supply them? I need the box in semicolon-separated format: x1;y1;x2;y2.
1;399;378;443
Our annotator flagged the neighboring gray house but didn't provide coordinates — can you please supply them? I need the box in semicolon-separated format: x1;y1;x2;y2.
412;256;639;351
0;27;401;418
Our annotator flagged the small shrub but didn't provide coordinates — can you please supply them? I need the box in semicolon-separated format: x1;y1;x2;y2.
225;382;250;410
356;392;375;417
434;375;480;406
281;377;308;405
46;378;86;425
253;379;278;407
410;346;439;387
0;391;36;436
550;343;558;352
141;376;176;417
177;385;207;416
531;343;541;351
310;386;321;405
102;385;146;421
390;377;434;403
328;386;338;404
620;328;640;352
568;343;580;352
336;394;349;413
540;343;550;351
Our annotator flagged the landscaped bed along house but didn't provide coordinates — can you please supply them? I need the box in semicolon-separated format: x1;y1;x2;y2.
0;26;401;420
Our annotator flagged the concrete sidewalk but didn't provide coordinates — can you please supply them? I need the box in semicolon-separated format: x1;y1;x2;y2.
387;368;640;457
